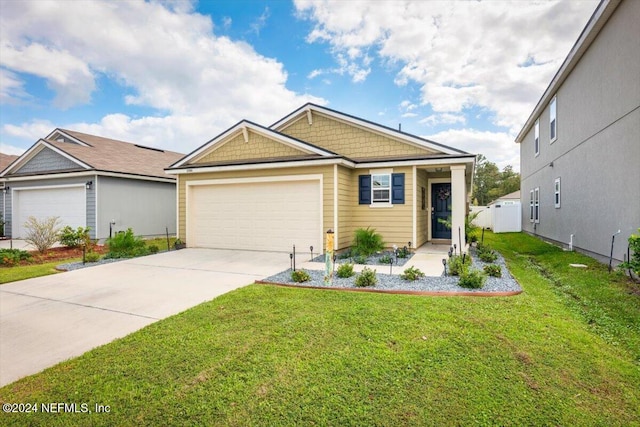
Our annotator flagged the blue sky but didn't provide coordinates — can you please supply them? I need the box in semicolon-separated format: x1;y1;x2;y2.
0;0;598;170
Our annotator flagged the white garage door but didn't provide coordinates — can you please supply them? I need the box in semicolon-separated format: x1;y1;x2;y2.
188;179;322;252
13;186;86;238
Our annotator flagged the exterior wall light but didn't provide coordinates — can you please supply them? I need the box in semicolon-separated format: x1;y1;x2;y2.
86;181;93;190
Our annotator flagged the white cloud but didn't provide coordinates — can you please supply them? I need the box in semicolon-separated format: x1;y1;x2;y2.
425;128;519;172
0;0;324;153
420;113;466;126
295;0;598;134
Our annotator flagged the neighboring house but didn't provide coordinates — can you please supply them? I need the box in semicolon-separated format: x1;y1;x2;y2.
1;153;19;228
1;129;184;240
516;0;639;263
488;190;520;207
166;103;476;253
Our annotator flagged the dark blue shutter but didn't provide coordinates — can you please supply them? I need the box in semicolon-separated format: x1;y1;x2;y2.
391;173;405;204
359;175;371;204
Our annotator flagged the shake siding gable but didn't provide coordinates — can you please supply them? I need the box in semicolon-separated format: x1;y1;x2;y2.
17;148;81;174
194;131;311;164
278;112;435;158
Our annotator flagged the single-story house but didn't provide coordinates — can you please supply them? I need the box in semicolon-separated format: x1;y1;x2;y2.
488;190;520;206
166;104;476;253
1;129;184;240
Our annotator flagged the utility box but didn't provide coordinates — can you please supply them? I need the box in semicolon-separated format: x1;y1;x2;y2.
492;201;522;233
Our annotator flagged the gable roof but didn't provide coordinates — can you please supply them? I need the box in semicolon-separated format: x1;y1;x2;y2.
169;120;338;169
0;153;19;174
515;0;620;143
2;129;184;180
271;103;468;155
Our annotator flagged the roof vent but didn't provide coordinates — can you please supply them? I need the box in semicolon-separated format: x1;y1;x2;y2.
134;144;165;153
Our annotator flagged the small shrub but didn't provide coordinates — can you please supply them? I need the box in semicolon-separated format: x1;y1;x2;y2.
379;254;393;265
85;251;101;263
337;263;355;278
401;266;425;281
355;267;377;287
396;246;410;259
59;226;91;248
619;229;640;276
479;250;498;263
338;249;352;260
448;254;471;276
483;264;502;277
0;248;32;266
148;245;160;254
106;228;147;258
353;227;385;257
291;269;311;283
23;216;62;253
459;269;487;289
353;254;368;265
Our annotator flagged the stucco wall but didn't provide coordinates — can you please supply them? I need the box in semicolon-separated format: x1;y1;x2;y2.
194;131;307;164
278;112;434;158
97;176;176;240
520;0;640;262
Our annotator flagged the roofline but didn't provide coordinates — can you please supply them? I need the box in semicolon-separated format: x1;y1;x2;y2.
166;153;476;175
2;170;175;184
271;102;469;155
515;0;620;143
45;128;92;147
0;139;93;177
169;120;338;169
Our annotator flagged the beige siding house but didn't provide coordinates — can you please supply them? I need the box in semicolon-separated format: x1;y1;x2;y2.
167;104;475;253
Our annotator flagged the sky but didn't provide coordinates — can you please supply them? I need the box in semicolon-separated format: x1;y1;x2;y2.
0;0;599;170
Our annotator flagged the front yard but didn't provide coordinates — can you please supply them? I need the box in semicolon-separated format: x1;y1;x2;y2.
0;232;638;426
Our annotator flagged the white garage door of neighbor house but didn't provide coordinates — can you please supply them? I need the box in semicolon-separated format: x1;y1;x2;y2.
13;186;86;238
188;180;322;252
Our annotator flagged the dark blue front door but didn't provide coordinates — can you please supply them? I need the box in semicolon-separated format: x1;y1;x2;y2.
432;183;452;239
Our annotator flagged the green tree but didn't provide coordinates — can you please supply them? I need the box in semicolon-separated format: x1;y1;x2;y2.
473;155;520;205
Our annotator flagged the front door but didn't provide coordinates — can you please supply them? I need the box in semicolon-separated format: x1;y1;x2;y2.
431;183;452;239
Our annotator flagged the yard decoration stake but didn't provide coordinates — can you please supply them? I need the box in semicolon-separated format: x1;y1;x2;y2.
325;229;334;286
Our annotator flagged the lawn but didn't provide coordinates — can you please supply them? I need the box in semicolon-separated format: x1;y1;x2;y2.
0;232;638;426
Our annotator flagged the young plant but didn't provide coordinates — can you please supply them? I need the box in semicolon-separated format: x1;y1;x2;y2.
336;263;355;278
85;251;101;263
23;216;62;253
401;266;425;281
106;228;147;258
354;267;377;287
458;268;487;289
619;229;640;277
448;254;471;276
59;226;91;248
0;248;32;266
353;227;385;257
352;254;368;265
291;269;311;283
379;254;393;265
483;264;502;277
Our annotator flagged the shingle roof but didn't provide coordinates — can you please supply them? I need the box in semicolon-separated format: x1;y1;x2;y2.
0;153;19;173
44;129;184;179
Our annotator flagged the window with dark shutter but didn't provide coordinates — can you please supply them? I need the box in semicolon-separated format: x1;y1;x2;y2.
359;175;371;204
391;173;404;204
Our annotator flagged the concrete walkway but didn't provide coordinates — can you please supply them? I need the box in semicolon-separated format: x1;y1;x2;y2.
298;243;453;277
0;249;289;387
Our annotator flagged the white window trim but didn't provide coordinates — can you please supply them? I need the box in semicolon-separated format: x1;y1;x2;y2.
554;178;561;208
534;187;540;223
534;119;540;157
371;172;391;205
550;96;557;144
529;189;534;223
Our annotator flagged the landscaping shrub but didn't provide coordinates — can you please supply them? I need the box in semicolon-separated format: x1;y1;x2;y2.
353;227;385;257
148;245;160;254
336;263;355;278
59;226;91;248
396;246;410;259
291;269;311;283
106;228;147;258
0;248;32;266
458;268;486;289
379;254;393;265
478;250;498;263
401;266;425;281
483;264;502;277
619;228;640;277
448;254;471;276
352;254;368;265
85;251;101;263
354;267;377;287
23;216;62;253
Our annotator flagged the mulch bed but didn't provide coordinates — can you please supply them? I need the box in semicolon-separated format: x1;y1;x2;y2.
2;245;107;266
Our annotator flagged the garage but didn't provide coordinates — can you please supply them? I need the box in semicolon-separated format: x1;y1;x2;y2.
13;186;86;238
187;178;322;252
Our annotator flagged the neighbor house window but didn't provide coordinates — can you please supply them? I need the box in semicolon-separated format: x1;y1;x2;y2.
534;187;540;223
554;178;561;208
550;96;557;143
534;119;540;156
372;174;391;203
529;190;534;222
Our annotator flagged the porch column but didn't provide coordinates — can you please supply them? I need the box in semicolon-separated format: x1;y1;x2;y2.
450;165;467;248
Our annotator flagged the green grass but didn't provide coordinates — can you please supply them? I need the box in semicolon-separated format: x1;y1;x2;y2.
0;259;78;284
1;232;639;426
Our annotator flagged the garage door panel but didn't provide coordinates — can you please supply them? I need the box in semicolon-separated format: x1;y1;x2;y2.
14;187;86;238
188;180;321;252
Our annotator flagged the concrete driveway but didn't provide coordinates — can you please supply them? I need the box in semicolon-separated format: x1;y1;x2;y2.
0;249;290;387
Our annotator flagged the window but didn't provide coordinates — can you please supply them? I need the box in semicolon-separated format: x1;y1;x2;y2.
554;178;561;208
550;96;557;143
534;119;540;156
372;174;390;203
534;187;540;223
529;190;534;222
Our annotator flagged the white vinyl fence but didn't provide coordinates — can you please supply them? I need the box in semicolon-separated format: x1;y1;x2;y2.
470;206;491;229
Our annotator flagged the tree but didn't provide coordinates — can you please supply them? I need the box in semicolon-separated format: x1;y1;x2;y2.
473;155;520;205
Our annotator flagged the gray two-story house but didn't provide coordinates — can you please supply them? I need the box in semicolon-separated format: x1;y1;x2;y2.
516;0;639;264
